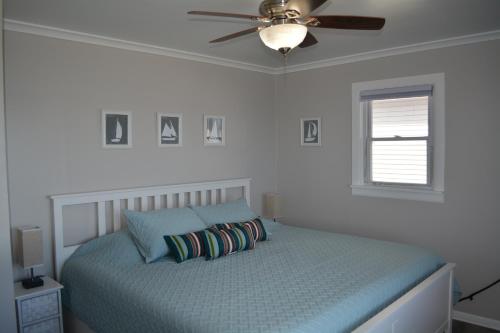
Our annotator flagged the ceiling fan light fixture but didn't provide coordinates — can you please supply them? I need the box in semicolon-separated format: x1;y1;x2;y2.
259;23;307;52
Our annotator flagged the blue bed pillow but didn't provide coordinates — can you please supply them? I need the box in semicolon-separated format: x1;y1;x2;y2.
124;208;206;263
260;218;280;233
189;198;258;226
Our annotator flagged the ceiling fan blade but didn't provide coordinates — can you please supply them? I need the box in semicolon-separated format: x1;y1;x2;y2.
209;27;260;43
298;31;318;48
284;0;328;16
312;15;385;30
188;11;262;21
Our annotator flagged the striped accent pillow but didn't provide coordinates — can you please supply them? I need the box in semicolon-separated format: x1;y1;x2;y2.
214;218;268;242
163;231;206;263
202;226;256;260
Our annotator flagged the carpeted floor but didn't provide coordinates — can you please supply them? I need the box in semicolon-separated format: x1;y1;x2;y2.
453;320;499;333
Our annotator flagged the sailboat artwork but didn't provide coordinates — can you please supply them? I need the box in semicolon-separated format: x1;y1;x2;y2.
158;114;182;147
103;111;131;148
111;119;123;143
204;116;225;146
301;118;321;146
161;120;177;142
206;120;221;143
304;122;318;142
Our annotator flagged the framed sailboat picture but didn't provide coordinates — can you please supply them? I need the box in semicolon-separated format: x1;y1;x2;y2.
102;110;132;149
157;113;182;147
300;117;321;146
204;115;225;146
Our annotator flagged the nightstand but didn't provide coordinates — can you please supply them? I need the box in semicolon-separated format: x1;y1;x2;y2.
14;277;64;333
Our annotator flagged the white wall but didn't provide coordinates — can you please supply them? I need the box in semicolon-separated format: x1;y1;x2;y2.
275;40;500;320
4;31;276;280
0;1;18;331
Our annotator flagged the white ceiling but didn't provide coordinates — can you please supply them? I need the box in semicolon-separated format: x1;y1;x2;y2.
5;0;500;68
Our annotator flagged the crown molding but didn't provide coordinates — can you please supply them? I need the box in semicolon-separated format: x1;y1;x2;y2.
4;19;500;75
276;30;500;74
3;19;276;74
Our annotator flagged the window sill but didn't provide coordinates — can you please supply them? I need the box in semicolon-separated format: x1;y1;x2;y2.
351;184;444;203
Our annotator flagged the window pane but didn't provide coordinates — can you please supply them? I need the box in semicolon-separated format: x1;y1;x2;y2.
371;96;429;138
371;140;428;184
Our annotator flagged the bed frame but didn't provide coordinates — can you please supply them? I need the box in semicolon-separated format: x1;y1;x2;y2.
51;178;455;333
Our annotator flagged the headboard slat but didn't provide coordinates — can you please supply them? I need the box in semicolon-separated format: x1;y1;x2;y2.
153;195;161;210
140;196;148;212
127;198;135;211
210;189;217;205
97;201;106;236
166;194;173;208
51;178;251;280
112;199;121;232
200;191;207;206
52;202;64;279
179;193;186;208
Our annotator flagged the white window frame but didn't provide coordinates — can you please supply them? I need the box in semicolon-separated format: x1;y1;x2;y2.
352;73;445;203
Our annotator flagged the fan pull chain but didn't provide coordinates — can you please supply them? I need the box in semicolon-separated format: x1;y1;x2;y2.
281;53;288;93
282;53;288;79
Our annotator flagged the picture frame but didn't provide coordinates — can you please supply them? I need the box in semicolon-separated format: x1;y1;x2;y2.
204;115;225;146
157;113;182;147
102;110;132;149
300;117;321;146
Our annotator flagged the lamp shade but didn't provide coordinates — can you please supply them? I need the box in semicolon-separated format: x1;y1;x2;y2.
263;192;282;219
17;226;44;269
259;24;307;52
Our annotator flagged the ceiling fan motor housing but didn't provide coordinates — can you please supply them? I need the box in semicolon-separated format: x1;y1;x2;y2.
260;0;301;19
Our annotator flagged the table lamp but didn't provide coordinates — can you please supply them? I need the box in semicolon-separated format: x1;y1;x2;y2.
263;192;282;222
17;226;44;289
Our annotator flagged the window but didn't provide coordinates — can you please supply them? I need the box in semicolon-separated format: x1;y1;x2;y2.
352;74;445;202
364;86;432;186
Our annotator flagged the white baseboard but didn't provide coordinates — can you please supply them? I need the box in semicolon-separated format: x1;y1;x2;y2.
453;311;500;331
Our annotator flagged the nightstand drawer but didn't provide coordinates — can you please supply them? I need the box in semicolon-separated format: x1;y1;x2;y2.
20;292;59;324
23;317;61;333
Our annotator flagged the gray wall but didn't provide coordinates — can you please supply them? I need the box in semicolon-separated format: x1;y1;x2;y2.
4;31;276;280
275;40;500;320
0;1;18;331
4;28;500;322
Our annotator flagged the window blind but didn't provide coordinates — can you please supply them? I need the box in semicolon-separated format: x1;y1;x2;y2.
371;140;428;184
361;84;433;102
371;96;429;138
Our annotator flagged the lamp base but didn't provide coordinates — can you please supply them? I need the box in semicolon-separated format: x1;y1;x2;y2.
22;276;44;289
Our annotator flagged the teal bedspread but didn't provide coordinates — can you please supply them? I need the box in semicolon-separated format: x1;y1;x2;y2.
62;224;446;333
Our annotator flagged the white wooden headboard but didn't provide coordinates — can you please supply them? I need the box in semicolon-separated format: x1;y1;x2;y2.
50;178;251;280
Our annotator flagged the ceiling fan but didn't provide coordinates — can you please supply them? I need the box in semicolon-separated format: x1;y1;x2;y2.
188;0;385;56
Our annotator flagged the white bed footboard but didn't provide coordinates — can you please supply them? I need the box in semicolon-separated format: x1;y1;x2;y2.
51;178;251;280
353;263;455;333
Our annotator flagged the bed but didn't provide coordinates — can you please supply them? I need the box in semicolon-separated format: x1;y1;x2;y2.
51;178;456;333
